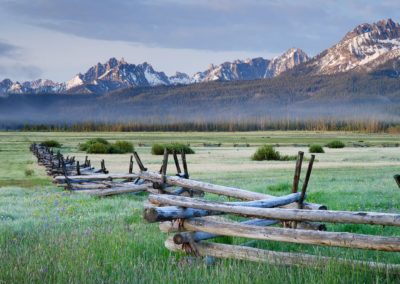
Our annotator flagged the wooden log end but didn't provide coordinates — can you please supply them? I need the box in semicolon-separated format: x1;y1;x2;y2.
173;233;187;245
143;208;159;223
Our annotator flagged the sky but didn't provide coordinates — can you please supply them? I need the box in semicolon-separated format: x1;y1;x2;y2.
0;0;399;82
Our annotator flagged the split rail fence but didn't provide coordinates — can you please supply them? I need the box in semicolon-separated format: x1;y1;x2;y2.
31;143;400;272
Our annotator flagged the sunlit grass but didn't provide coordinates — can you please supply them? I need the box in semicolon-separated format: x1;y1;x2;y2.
0;131;400;283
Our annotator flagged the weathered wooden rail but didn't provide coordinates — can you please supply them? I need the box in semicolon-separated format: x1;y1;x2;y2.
140;151;400;273
32;143;399;272
31;143;149;196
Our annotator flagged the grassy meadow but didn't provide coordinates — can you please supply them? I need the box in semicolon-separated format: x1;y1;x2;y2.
1;131;400;283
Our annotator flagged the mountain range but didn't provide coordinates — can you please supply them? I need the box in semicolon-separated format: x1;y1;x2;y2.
1;18;399;96
0;48;309;95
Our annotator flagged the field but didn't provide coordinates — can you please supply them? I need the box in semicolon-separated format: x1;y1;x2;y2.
1;131;400;283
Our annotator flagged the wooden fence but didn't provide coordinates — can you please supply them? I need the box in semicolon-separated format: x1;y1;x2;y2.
31;143;400;272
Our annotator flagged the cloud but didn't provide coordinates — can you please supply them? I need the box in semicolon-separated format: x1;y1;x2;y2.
5;0;399;55
1;0;400;82
0;40;21;58
0;39;40;80
0;64;42;80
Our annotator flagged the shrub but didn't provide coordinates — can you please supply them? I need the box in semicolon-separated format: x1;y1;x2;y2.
151;144;165;155
41;140;61;148
326;140;345;148
80;138;134;154
151;143;195;155
168;143;195;154
112;140;134;154
79;138;109;151
86;142;110;154
251;145;281;161
25;168;34;176
309;144;325;153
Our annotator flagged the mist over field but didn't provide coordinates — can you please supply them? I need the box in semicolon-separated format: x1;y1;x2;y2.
2;72;400;130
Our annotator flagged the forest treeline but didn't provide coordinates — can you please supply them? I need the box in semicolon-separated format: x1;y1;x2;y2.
9;119;400;133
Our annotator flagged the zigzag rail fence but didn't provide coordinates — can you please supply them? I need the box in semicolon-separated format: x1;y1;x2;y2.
30;143;400;272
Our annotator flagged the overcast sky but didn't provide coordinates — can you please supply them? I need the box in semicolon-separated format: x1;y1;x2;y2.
0;0;399;82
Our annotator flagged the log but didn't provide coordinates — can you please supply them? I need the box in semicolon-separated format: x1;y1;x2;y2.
159;216;232;233
144;206;220;222
148;194;400;227
62;180;146;190
61;183;110;189
165;237;400;273
145;193;302;222
298;155;315;209
73;184;149;196
139;171;325;210
292;151;304;193
140;171;269;200
173;219;278;244
394;174;400;188
54;173;139;183
181;218;400;252
173;151;182;174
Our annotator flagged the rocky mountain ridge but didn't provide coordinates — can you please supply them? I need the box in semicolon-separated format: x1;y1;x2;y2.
1;18;400;95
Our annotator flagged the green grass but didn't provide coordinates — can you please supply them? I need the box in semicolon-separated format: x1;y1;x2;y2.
0;131;400;283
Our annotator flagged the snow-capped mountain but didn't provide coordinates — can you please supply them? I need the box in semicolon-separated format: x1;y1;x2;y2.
192;48;309;82
169;72;191;85
64;58;173;93
23;79;65;93
265;48;310;77
192;57;270;82
0;78;64;96
305;19;400;75
2;18;400;96
0;79;14;96
0;50;308;95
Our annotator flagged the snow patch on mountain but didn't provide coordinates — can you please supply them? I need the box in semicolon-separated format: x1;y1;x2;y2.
143;65;168;86
169;72;191;85
66;74;84;90
309;18;400;75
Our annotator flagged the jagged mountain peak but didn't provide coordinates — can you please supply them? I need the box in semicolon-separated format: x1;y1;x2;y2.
169;71;190;85
306;18;400;75
192;48;309;82
353;19;399;35
266;48;309;77
1;78;13;86
64;57;170;93
344;18;400;43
